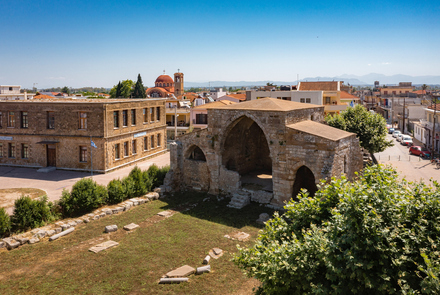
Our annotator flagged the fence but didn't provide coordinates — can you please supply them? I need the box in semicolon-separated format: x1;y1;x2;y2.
377;155;429;162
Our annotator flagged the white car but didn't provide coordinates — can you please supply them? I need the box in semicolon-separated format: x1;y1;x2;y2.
392;130;401;138
401;135;413;146
397;134;404;142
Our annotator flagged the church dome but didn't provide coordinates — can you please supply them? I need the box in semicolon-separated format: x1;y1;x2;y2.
155;75;174;84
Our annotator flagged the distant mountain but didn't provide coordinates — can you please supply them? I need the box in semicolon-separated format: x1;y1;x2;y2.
185;74;440;88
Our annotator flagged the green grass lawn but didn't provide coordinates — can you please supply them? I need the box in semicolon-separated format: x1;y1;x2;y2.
0;192;275;294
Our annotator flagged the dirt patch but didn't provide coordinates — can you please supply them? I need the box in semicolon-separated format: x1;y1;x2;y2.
0;188;47;209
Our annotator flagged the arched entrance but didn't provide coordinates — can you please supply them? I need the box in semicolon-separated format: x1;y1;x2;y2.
183;145;210;191
222;116;272;192
292;166;317;199
186;145;206;161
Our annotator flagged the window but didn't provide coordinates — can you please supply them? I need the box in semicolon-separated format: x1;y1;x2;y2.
0;143;3;157
21;111;28;128
384;91;388;95
196;114;208;124
157;134;161;147
325;97;331;104
132;140;136;154
306;98;311;103
124;141;128;157
122;110;128;127
131;109;136;125
80;146;87;162
9;87;12;91
150;135;154;149
143;108;148;123
8;143;15;158
79;112;87;129
392;91;396;95
156;107;160;121
0;112;2;128
7;111;15;127
115;144;120;159
22;144;29;159
300;98;305;103
144;137;148;150
114;111;119;128
150;108;154;122
47;112;55;129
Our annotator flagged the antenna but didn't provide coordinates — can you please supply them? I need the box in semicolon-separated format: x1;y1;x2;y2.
163;70;165;75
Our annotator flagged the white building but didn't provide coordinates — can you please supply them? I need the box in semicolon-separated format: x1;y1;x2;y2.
0;85;34;100
209;88;227;100
245;90;323;105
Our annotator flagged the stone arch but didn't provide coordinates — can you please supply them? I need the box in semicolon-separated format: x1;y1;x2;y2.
221;115;273;192
220;114;273;157
292;165;317;199
185;145;207;162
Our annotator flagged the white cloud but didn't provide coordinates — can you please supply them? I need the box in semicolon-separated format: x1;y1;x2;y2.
368;64;371;66
381;62;391;65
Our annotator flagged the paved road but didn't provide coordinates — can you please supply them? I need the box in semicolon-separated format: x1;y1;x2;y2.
0;152;170;211
375;134;440;183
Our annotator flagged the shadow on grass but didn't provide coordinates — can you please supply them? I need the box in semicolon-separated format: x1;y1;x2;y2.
157;191;277;230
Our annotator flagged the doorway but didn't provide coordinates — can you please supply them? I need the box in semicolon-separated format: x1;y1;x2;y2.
47;145;56;167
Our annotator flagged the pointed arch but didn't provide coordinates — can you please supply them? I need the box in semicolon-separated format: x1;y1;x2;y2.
292;165;317;199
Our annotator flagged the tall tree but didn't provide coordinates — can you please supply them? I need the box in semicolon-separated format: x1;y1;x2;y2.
110;80;134;98
61;86;70;94
325;104;393;158
132;74;146;98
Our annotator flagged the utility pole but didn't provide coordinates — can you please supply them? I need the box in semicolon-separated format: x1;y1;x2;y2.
174;105;178;140
431;93;437;160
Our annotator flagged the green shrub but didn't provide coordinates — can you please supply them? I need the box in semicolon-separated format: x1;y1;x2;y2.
107;179;125;204
147;164;169;189
0;208;11;238
11;195;55;232
122;176;135;200
129;166;148;197
61;178;108;217
234;165;440;294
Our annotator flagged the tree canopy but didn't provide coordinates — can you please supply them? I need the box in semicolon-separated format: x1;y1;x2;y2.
110;80;134;98
325;104;393;155
132;74;146;98
234;165;440;294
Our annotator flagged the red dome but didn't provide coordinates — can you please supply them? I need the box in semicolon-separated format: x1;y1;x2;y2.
155;75;174;84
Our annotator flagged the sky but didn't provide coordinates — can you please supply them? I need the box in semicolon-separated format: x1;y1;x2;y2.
1;0;439;88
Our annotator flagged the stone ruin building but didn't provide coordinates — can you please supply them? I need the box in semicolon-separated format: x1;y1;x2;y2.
164;97;363;209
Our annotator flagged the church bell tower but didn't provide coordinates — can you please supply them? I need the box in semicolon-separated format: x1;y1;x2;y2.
174;71;184;97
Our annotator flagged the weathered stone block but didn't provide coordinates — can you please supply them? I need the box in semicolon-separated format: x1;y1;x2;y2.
105;225;118;233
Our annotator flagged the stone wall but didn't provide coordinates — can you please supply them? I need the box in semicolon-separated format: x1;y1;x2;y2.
0;99;167;172
168;101;362;209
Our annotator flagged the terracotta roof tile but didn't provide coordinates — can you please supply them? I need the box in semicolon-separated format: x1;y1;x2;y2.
193;100;236;109
287;120;354;141
211;97;322;111
340;91;360;100
298;81;339;91
226;93;246;101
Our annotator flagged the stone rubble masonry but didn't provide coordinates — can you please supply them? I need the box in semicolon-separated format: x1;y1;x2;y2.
166;98;363;209
0;99;166;173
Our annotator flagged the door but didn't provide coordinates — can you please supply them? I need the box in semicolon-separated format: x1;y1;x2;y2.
47;145;56;167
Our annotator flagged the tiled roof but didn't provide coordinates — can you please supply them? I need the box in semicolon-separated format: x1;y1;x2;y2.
287;120;354;141
340;91;360;100
298;81;339;91
427;104;440;111
211;97;321;111
34;94;56;99
413;90;427;95
226;93;246;101
193;100;236;109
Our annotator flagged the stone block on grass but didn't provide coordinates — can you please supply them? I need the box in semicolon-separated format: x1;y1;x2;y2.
165;265;195;278
54;227;62;234
29;238;39;244
61;224;70;231
17;238;29;245
105;225;118;233
3;238;20;250
89;240;119;253
123;223;139;231
49;227;75;241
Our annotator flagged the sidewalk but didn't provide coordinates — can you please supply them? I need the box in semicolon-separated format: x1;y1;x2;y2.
0;152;170;209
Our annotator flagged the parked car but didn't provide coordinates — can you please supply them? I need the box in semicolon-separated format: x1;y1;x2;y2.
392;130;401;138
409;146;431;158
401;135;413;146
397;134;404;142
389;128;395;134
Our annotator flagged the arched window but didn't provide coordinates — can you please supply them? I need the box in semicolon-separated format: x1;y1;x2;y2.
187;146;206;161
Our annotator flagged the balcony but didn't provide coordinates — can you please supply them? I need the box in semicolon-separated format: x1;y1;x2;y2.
420;119;440;130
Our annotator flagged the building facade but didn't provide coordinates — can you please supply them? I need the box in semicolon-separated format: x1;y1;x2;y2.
0;99;166;173
0;85;35;100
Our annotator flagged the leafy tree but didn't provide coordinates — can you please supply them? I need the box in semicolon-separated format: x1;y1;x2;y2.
110;80;134;98
266;82;274;86
0;208;11;237
325;104;392;158
132;74;146;98
61;86;70;94
234;165;440;294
